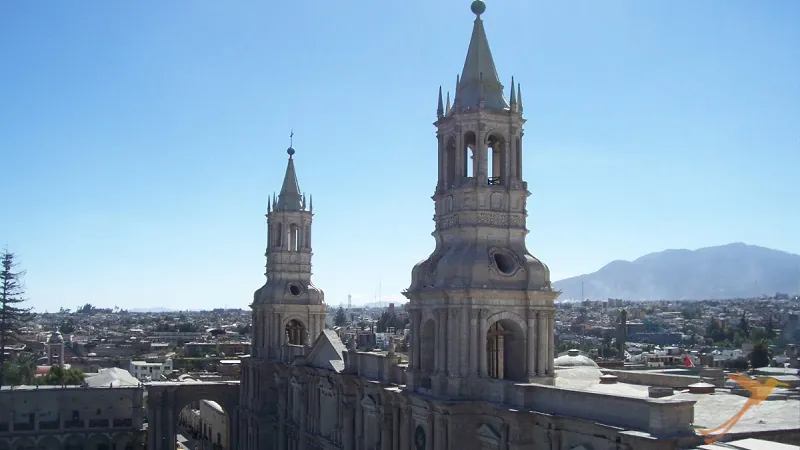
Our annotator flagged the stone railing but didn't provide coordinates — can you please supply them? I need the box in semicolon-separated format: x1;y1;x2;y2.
511;383;696;437
343;350;405;385
604;370;700;389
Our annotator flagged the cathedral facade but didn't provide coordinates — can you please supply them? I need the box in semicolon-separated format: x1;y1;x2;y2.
237;3;701;449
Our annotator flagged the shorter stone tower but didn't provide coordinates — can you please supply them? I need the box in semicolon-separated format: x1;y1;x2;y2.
46;328;65;366
251;146;326;361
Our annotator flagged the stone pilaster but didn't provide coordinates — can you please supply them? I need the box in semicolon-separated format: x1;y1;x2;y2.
537;309;548;376
527;309;538;379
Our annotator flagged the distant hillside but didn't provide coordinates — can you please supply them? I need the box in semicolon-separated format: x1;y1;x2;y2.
129;307;176;313
553;243;800;301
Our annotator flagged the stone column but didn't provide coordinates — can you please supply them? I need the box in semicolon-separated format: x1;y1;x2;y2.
478;309;488;377
410;310;420;370
380;409;392;450
526;310;537;379
436;309;447;374
392;405;400;450
455;128;463;182
434;413;447;450
447;308;459;375
547;311;555;374
437;133;444;188
343;398;355;450
298;381;308;449
460;306;469;376
469;309;479;375
537;310;547;376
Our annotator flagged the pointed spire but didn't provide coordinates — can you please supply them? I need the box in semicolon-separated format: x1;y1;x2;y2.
455;1;508;111
309;194;313;212
277;143;303;211
445;91;451;115
267;196;272;213
437;86;444;118
509;76;517;110
517;82;523;113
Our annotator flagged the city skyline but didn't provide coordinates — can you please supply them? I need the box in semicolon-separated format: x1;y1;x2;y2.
2;0;799;311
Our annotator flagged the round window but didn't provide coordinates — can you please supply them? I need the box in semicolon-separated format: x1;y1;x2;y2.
289;284;301;296
493;252;517;275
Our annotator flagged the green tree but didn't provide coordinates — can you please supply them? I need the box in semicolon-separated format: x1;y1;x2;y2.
750;339;771;369
765;314;776;339
0;249;33;381
738;312;750;338
334;307;347;327
37;365;85;386
1;351;37;386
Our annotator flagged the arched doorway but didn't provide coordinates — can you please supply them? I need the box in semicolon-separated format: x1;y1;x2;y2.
62;436;83;450
34;436;59;450
486;319;526;381
86;434;111;450
12;439;34;450
177;398;229;450
146;382;239;450
285;319;305;345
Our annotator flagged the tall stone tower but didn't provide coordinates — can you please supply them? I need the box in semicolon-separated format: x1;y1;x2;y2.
404;0;559;397
251;145;325;361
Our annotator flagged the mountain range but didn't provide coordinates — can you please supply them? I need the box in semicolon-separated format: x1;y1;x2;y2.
553;243;800;301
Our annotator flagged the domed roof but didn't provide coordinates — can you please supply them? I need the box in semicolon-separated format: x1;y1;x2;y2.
554;349;598;368
48;329;64;344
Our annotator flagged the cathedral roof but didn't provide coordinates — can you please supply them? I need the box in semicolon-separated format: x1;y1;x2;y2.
276;147;303;211
454;0;509;112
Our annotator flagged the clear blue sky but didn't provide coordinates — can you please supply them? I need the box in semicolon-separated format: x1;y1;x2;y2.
1;1;798;312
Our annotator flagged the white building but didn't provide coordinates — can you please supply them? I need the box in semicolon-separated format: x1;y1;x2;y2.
129;358;172;381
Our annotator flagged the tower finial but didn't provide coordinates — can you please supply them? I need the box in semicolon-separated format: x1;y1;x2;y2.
471;0;486;17
288;131;295;158
437;86;444;118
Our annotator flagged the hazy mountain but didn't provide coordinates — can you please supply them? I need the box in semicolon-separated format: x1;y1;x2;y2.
553;243;800;301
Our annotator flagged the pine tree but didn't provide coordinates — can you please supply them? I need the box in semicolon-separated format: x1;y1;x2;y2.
0;249;33;372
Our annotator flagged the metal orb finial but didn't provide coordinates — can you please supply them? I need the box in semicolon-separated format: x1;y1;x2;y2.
471;0;486;16
287;147;295;156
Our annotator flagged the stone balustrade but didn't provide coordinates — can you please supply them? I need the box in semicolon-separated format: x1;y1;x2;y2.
511;383;696;437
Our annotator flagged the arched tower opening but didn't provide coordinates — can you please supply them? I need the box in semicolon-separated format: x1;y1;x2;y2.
445;136;457;188
288;223;300;252
487;133;506;185
274;222;283;248
463;131;477;178
486;319;526;382
285;319;306;345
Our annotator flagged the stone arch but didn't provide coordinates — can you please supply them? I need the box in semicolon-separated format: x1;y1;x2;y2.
485;312;527;382
34;436;60;450
146;382;239;450
463;130;477;178
11;438;34;450
287;222;300;251
282;316;307;345
111;433;134;450
86;434;111;450
483;130;507;185
484;311;526;335
62;435;84;450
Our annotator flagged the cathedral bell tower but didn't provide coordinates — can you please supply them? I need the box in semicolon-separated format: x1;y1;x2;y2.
404;0;560;397
251;145;326;361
